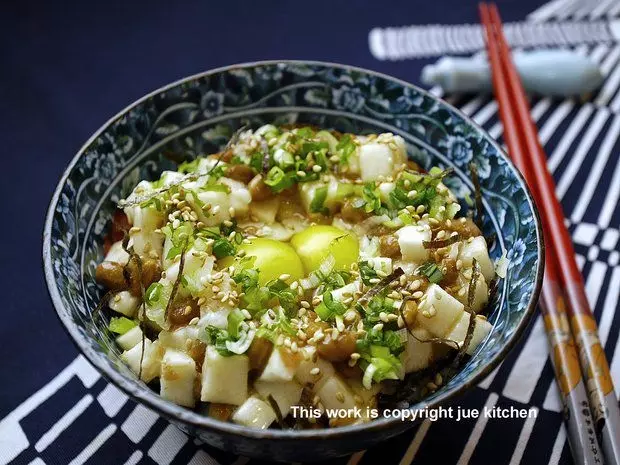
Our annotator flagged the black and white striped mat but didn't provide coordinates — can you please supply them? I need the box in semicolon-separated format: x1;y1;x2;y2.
2;1;619;464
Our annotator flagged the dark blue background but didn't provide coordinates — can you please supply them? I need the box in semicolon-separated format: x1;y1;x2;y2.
0;0;541;419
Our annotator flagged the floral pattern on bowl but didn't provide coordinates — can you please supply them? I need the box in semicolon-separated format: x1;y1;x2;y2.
43;61;543;461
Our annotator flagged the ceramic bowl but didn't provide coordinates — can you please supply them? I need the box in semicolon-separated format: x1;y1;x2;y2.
43;60;543;461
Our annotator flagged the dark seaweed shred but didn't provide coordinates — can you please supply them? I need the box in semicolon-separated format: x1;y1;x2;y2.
121;235;148;379
469;163;484;232
397;299;460;350
460;259;481;355
423;232;461;249
267;394;287;429
164;244;188;324
359;267;405;304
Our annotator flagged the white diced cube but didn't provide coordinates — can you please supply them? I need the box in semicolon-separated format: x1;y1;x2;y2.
315;375;356;413
195;190;230;226
131;205;164;231
403;328;435;373
104;241;129;265
249;197;280;224
109;291;140;318
359;143;395;181
330;281;362;303
254;380;303;417
232;396;276;429
198;308;231;329
295;353;336;389
129;230;163;258
116;326;143;350
455;273;489;313
258;347;302;383
378;182;396;202
221;178;252;215
368;257;393;275
459;237;495;282
158;326;201;350
396;225;431;262
446;313;493;355
160;349;197;407
121;339;164;383
416;284;465;337
201;346;249;405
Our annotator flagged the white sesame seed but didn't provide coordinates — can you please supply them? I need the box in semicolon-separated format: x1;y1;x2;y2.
310;367;320;375
373;323;384;332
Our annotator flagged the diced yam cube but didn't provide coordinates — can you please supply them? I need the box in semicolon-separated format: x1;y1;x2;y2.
104;241;129;264
201;346;249;405
455;273;489;313
258;347;302;382
359;143;395;181
165;247;208;282
122;339;164;383
130;205;164;231
158;326;201;350
396;225;431;262
378;182;395;202
232;396;276;429
130;230;163;258
249;197;280;224
295;352;336;389
446;313;493;355
254;380;303;417
416;284;465;337
199;308;231;329
347;378;380;405
315;375;357;413
403;328;435;373
221;178;252;216
299;181;324;214
116;326;143;351
195;191;230;226
109;291;140;318
367;257;393;275
331;281;362;302
160;349;197;407
459;237;495;282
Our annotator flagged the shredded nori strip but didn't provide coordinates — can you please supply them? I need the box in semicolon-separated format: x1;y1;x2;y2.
266;394;287;429
423;232;461;249
456;258;481;362
122;235;148;379
92;290;114;323
397;298;460;350
469;163;484;232
261;140;271;173
359;267;405;304
163;244;188;323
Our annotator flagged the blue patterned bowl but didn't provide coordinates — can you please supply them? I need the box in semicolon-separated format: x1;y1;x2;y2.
43;61;543;461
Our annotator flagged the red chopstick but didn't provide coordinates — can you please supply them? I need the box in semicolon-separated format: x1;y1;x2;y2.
480;4;620;465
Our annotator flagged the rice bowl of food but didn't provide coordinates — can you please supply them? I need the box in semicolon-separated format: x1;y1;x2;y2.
43;61;543;460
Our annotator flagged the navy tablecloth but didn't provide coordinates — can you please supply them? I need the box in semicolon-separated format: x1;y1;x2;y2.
2;1;620;464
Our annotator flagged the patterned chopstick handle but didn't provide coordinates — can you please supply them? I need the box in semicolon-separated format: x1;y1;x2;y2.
541;277;604;465
566;288;620;465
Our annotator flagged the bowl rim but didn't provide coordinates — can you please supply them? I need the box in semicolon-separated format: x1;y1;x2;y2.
43;59;544;442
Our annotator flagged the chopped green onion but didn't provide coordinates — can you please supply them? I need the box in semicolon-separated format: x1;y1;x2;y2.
145;282;163;305
109;316;138;335
417;262;444;283
310;186;329;214
228;309;246;338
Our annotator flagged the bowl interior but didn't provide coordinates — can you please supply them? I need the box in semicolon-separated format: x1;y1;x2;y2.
44;61;542;439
